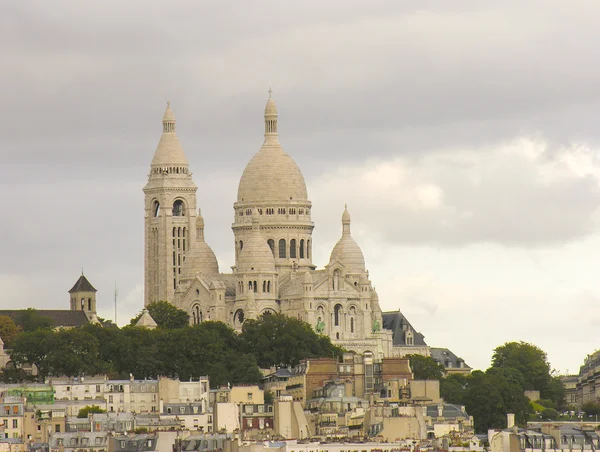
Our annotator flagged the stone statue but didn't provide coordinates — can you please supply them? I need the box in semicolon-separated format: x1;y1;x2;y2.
372;319;381;333
316;317;325;333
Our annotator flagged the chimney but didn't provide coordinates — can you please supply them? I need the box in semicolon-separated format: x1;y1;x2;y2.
507;413;515;429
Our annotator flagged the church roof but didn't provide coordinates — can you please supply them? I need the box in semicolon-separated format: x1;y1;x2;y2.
237;93;308;204
135;309;158;329
0;310;90;328
68;275;97;293
382;310;427;347
278;272;304;298
202;274;236;297
430;347;471;370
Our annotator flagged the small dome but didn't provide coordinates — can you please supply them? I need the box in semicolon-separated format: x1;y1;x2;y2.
265;98;277;117
238;211;276;273
196;209;205;228
303;270;313;284
330;236;366;273
181;241;219;278
371;289;379;302
329;206;365;273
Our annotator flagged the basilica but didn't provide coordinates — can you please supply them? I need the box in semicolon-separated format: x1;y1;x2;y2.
142;93;435;361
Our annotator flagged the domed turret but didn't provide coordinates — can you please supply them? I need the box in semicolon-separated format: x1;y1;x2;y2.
237;209;276;273
329;205;366;273
181;209;219;278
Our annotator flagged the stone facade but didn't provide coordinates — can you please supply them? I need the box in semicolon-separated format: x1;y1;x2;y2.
142;93;411;358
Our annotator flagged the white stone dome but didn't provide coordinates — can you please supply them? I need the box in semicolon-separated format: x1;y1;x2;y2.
329;206;366;273
182;241;219;277
330;236;366;273
238;211;276;272
237;93;308;204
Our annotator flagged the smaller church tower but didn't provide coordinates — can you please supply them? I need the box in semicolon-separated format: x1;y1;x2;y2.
69;273;97;314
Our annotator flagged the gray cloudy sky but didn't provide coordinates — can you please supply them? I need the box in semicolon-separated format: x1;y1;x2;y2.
2;0;600;373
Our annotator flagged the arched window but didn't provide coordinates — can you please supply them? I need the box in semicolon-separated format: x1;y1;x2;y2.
173;200;185;216
153;201;160;217
350;317;354;333
267;239;275;256
239;240;243;251
248;281;252;290
253;281;257;293
300;239;305;259
88;298;92;311
234;309;245;325
290;239;297;258
307;240;311;259
267;281;271;292
278;239;286;258
263;281;266;292
334;304;342;326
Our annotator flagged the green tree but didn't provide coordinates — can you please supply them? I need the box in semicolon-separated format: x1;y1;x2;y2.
15;309;54;332
541;408;559;420
130;301;189;329
440;373;468;404
240;313;343;368
77;405;106;418
407;354;446;380
582;401;600;416
0;316;22;348
9;329;56;378
462;371;507;432
491;342;552;395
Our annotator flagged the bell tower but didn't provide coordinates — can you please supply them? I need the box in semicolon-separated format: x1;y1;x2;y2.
143;102;198;305
69;272;97;314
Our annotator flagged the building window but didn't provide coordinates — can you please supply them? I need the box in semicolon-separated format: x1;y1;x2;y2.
12;420;17;428
153;200;160;217
278;239;286;258
290;239;297;258
266;208;274;215
350;317;354;333
267;239;275;256
299;239;305;259
253;281;257;293
239;240;243;251
173;200;185;216
334;304;342;326
307;240;311;259
248;393;253;401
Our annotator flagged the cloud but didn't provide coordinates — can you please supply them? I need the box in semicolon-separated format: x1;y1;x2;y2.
310;138;600;247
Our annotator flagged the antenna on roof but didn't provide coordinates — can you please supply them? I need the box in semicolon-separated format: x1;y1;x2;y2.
114;282;118;325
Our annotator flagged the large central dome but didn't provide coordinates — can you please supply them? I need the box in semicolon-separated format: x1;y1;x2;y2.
237;94;308;203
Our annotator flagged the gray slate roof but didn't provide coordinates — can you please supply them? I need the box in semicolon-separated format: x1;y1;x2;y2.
430;347;471;370
69;275;97;293
0;310;90;328
382;310;427;346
